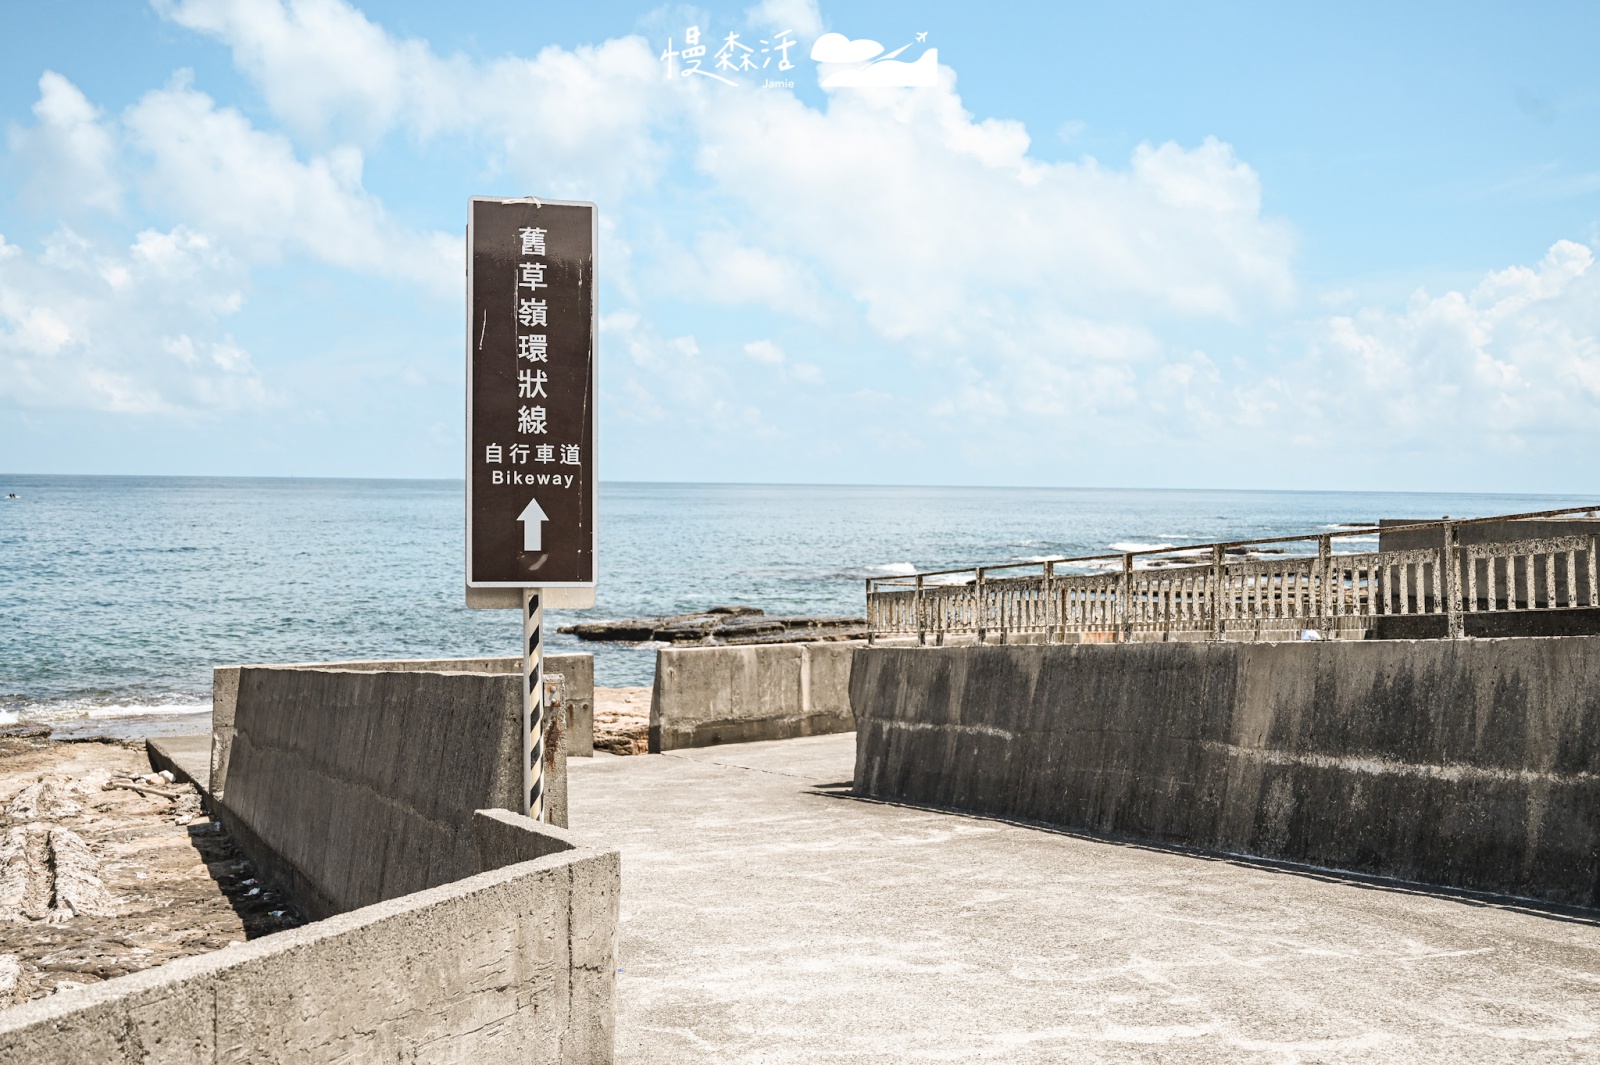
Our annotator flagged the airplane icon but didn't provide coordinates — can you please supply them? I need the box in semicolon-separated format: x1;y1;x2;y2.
915;31;927;42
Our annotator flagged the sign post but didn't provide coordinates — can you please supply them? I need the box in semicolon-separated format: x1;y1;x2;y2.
465;197;598;821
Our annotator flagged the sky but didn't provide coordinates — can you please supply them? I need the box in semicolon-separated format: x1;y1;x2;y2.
1;0;1598;492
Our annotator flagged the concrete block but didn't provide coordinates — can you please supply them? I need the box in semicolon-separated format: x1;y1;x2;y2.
547;653;595;758
211;653;593;802
852;637;1600;907
209;665;240;798
650;641;859;751
474;807;578;868
0;816;620;1064
223;667;527;917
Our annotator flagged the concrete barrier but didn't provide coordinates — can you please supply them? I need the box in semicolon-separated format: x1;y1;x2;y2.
649;641;858;751
852;638;1600;908
221;666;568;918
0;812;618;1064
211;653;594;800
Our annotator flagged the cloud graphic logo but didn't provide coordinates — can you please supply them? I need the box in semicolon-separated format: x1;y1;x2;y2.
809;33;885;64
810;32;938;88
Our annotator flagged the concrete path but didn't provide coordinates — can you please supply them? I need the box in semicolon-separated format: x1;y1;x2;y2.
145;734;211;791
569;733;1600;1064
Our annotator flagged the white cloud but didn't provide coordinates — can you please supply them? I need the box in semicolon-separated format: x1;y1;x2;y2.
0;66;460;419
25;0;1586;484
660;233;825;318
159;0;670;200
153;0;421;142
604;312;773;434
745;0;824;41
145;0;1307;464
665;72;1294;435
1246;240;1600;452
744;338;785;364
124;79;457;295
7;72;122;214
0;225;272;415
692;83;1293;338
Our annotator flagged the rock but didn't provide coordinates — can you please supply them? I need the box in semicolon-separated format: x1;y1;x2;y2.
0;953;32;1006
559;619;660;642
0;825;52;920
707;617;788;638
45;827;115;921
654;617;722;642
558;608;868;646
6;776;88;822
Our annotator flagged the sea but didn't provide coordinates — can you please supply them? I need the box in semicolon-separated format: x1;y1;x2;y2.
2;475;1595;736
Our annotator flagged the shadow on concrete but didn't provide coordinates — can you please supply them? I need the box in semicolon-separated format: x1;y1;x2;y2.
181;820;308;940
817;789;1600;929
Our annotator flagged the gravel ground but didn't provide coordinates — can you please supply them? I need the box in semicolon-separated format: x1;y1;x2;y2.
0;735;301;1005
595;687;650;755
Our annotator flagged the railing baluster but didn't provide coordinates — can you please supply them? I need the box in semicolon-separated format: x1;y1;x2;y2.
1466;549;1478;613
1590;535;1599;609
864;519;1599;644
915;575;926;645
1044;562;1056;643
1210;545;1224;639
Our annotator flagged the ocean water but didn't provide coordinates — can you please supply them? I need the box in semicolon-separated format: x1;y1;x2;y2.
1;475;1594;731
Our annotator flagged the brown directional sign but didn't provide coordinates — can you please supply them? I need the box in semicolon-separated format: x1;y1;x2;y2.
466;197;596;588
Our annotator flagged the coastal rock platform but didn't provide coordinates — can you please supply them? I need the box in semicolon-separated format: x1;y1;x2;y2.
559;606;867;646
0;738;297;1007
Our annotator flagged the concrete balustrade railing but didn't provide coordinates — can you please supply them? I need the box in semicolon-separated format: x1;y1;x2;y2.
867;508;1600;645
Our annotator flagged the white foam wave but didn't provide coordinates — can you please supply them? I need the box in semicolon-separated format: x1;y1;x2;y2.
84;703;211;719
7;701;212;727
868;562;918;575
1109;542;1175;553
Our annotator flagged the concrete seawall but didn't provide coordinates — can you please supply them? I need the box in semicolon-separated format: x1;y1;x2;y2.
0;812;618;1064
211;653;593;801
852;638;1600;907
224;667;547;917
650;642;857;751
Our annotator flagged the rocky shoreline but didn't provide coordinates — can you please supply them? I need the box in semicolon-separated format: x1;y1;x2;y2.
0;731;300;1005
558;606;867;646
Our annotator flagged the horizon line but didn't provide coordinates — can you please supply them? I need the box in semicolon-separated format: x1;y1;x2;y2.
0;471;1595;499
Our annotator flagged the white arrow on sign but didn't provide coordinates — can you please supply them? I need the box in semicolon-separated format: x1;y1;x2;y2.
517;497;549;551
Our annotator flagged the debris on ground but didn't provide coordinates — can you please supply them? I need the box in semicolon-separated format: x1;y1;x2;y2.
0;740;302;1005
594;688;650;755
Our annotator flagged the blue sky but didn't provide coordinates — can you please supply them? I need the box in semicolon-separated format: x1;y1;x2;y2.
2;0;1598;491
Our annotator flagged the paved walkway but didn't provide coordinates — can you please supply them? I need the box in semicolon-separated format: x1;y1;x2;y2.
569;733;1600;1064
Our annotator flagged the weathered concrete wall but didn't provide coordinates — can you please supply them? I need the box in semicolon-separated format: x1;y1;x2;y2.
0;812;618;1064
222;666;565;918
1377;518;1600;634
211;652;593;800
650;641;858;751
548;652;596;758
1379;517;1600;553
852;638;1600;907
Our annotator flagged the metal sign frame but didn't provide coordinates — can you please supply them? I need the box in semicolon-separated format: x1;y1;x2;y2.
464;195;598;592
